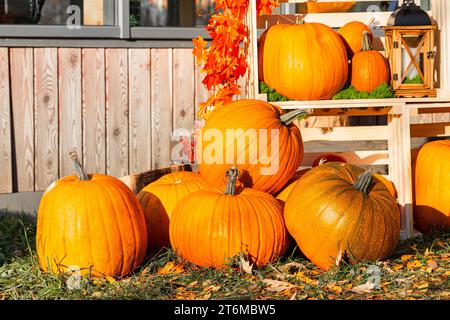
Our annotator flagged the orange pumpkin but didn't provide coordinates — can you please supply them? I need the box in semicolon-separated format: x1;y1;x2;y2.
312;153;347;167
284;163;400;271
374;174;397;199
138;171;208;255
414;140;450;233
338;21;373;58
36;151;147;277
276;169;309;203
170;167;290;268
300;2;356;13
198;99;305;194
262;22;348;100
351;31;390;92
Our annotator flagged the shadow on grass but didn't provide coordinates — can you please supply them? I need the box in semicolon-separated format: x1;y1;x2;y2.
0;213;36;267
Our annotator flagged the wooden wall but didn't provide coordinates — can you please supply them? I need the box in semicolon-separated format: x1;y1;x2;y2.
0;47;228;194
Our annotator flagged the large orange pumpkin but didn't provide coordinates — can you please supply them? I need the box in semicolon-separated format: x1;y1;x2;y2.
36;151;147;277
137;171;208;255
262;22;348;100
351;31;390;92
198;99;305;194
284;163;400;271
170;167;290;268
414;140;450;233
275;169;309;203
338;21;373;58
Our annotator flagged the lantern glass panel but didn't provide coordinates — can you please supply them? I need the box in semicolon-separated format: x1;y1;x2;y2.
401;34;425;85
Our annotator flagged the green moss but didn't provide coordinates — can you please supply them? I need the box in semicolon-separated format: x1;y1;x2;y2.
403;75;424;84
332;83;395;100
260;82;395;102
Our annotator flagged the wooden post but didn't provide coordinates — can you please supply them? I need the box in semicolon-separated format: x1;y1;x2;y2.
246;0;259;99
432;0;450;98
84;0;104;26
388;103;414;239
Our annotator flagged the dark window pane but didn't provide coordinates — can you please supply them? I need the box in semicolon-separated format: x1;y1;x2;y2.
0;0;116;25
130;0;216;27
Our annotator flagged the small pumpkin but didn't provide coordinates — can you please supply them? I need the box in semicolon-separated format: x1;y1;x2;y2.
138;171;208;255
262;22;348;100
284;163;400;271
312;153;347;167
299;2;356;14
198;99;306;194
338;21;374;58
170;167;290;268
414;140;450;233
36;151;147;277
351;31;390;92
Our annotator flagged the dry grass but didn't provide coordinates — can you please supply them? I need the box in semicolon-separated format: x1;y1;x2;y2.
0;215;448;300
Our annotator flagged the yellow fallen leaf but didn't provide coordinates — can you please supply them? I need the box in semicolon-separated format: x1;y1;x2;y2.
105;276;116;283
401;255;413;262
262;279;295;293
157;262;185;275
392;264;404;271
444;271;450;277
406;260;422;270
426;260;438;270
351;282;377;294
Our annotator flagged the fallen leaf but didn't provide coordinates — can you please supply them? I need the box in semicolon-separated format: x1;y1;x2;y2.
262;279;295;293
392;264;404;271
406;260;422;270
187;281;198;288
240;255;254;275
351;281;377;294
335;248;344;268
278;262;305;275
157;262;185;275
401;255;413;262
426;260;438;270
289;291;297;300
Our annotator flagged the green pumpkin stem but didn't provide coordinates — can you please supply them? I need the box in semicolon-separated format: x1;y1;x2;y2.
361;31;373;52
280;109;311;126
225;167;240;196
70;150;90;181
353;171;373;194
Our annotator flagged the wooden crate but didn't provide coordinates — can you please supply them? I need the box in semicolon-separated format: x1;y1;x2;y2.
245;0;450;239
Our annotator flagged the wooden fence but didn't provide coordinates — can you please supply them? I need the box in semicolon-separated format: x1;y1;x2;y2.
0;47;231;194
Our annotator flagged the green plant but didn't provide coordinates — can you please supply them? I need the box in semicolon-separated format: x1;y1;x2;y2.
404;75;424;84
332;83;395;100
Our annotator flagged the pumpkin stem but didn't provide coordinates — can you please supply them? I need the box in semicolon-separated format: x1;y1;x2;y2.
361;31;373;52
280;109;311;126
225;166;240;196
353;171;373;194
70;150;90;181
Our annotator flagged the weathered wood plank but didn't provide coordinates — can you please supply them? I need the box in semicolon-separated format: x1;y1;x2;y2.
304;140;388;153
34;48;59;191
59;48;82;177
151;49;173;169
82;48;106;174
301;126;389;142
84;0;104;26
194;59;208;118
173;49;195;163
105;49;129;177
129;49;152;175
0;48;12;194
10;48;35;192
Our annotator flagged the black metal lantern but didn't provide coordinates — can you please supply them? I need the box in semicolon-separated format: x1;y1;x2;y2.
388;0;431;26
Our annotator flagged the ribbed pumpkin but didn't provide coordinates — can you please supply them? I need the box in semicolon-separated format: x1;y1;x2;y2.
284;163;400;271
137;171;208;255
351;31;390;92
262;22;348;100
198;99;305;194
170;167;290;268
36;152;147;277
338;21;374;58
414;140;450;233
276;169;309;203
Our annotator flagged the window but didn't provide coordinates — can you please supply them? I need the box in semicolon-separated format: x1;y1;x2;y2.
0;0;212;39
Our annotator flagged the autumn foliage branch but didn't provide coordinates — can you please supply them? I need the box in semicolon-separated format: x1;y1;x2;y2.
193;0;279;119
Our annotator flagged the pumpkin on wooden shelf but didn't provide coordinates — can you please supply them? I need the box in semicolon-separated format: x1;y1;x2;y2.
351;31;390;93
284;163;400;271
137;171;208;255
36;151;147;277
198;99;306;194
261;22;348;100
170;167;290;269
299;2;356;14
338;21;374;58
312;153;348;167
414;140;450;233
